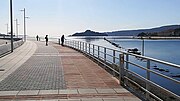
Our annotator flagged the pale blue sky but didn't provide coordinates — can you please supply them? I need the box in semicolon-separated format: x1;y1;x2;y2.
0;0;180;37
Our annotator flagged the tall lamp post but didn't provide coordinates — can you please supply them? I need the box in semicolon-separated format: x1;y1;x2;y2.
20;8;29;42
14;19;19;38
10;0;13;52
5;23;9;35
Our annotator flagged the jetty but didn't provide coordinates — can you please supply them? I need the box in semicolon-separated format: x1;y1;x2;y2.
0;40;140;101
0;39;179;101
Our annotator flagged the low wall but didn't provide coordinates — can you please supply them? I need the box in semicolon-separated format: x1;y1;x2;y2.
0;40;24;56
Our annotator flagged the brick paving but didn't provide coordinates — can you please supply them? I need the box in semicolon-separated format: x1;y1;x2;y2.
0;42;65;91
0;41;141;100
53;44;120;89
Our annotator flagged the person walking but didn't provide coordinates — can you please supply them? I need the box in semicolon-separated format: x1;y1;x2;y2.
61;35;65;46
36;35;39;41
45;35;48;46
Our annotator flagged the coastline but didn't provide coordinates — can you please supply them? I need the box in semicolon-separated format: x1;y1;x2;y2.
68;36;180;40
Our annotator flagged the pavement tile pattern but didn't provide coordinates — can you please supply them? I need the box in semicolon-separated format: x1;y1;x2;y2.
53;44;120;89
0;42;65;91
0;41;141;100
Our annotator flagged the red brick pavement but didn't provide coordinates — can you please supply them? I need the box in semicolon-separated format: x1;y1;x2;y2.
53;44;121;89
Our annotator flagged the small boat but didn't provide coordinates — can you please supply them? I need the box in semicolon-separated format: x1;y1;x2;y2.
128;48;141;55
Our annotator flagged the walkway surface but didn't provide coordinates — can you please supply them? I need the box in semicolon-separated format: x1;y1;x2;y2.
0;41;141;101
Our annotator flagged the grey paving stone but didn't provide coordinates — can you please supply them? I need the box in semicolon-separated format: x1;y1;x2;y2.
59;89;78;94
103;98;124;101
13;100;37;101
123;97;142;101
78;89;97;94
0;42;66;91
39;90;58;95
114;88;129;93
58;100;68;101
67;99;81;101
81;98;103;101
18;90;39;95
96;88;116;94
0;91;19;96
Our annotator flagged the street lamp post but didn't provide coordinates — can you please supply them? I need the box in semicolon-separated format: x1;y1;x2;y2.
5;23;9;35
10;0;13;52
14;19;19;38
20;8;29;42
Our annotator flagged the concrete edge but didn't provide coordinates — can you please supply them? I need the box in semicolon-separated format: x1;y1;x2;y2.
0;88;134;96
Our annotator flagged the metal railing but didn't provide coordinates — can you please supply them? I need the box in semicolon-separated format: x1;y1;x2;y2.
0;39;24;57
63;39;180;101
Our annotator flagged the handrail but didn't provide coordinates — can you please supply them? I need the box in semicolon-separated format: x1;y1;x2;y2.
63;39;180;101
69;39;180;69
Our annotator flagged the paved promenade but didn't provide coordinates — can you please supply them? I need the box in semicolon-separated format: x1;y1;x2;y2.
0;41;141;101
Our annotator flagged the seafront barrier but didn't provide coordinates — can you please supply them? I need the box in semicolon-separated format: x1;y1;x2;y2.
63;39;180;101
0;39;24;57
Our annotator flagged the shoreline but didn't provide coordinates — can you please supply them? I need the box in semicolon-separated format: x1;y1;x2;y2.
68;36;180;40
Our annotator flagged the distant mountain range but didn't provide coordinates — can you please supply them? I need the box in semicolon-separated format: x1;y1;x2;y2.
71;25;180;36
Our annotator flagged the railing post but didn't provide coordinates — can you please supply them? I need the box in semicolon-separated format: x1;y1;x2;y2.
72;40;74;48
83;42;84;52
70;40;71;47
58;39;60;45
84;42;85;52
98;46;100;59
112;50;116;76
80;42;82;51
89;44;90;54
104;47;106;62
69;40;70;47
75;41;77;49
76;41;78;49
113;50;115;63
78;41;79;50
125;54;129;86
72;41;74;48
85;43;87;53
71;41;72;48
119;54;125;86
146;59;150;100
93;45;95;56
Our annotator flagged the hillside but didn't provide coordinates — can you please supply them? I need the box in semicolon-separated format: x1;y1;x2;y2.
72;30;108;36
106;25;180;36
71;25;180;37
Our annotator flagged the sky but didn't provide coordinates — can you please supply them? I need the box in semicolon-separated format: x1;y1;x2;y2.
0;0;180;37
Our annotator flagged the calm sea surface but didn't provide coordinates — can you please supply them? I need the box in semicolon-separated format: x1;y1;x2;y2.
66;37;180;95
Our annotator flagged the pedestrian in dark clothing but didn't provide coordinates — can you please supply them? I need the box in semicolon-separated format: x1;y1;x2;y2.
61;35;65;46
36;35;39;41
45;35;48;46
